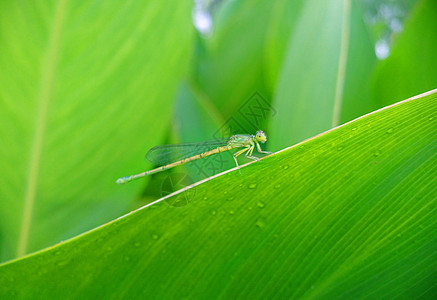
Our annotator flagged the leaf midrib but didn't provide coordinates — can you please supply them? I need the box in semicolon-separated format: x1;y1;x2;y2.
332;0;351;127
16;0;66;258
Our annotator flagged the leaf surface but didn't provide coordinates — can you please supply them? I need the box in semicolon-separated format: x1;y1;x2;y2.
0;0;193;261
1;90;435;299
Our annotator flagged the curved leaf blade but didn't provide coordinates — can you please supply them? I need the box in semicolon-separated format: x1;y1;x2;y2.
0;90;435;299
0;0;193;261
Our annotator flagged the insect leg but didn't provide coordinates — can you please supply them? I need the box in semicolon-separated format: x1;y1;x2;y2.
246;145;259;161
257;142;272;154
233;147;250;171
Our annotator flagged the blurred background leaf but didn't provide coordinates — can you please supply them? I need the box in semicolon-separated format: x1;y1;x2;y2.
188;0;304;135
0;90;435;299
270;0;376;149
0;0;193;261
371;0;437;106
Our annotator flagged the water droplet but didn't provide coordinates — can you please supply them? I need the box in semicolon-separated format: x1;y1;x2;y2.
429;116;434;121
337;146;343;151
223;191;228;195
203;196;208;201
54;250;63;256
211;210;217;216
386;128;393;134
256;218;266;228
152;234;159;240
229;210;235;215
227;196;235;201
274;184;281;189
55;260;68;267
351;127;357;131
281;165;289;170
248;183;257;189
134;242;141;248
373;151;381;157
257;201;265;208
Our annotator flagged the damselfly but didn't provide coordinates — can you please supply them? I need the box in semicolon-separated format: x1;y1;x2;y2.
116;130;272;184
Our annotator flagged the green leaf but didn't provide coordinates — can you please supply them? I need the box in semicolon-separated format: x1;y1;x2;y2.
192;0;304;118
1;90;435;299
270;0;376;149
173;80;233;182
263;0;304;91
372;0;437;106
193;0;273;114
0;0;193;261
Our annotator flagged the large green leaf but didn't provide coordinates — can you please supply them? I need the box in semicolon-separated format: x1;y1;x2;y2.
372;0;437;106
0;0;193;261
1;90;435;299
192;0;273;114
191;0;303;124
263;0;304;91
270;0;376;149
173;81;234;182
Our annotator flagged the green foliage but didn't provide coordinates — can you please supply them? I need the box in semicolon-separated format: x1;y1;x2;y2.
0;0;435;298
0;0;193;261
372;0;437;106
0;90;435;299
271;0;376;149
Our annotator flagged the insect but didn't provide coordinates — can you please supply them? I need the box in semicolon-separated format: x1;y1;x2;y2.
116;130;272;184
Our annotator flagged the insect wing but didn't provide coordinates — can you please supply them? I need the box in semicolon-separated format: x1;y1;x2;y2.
145;138;229;165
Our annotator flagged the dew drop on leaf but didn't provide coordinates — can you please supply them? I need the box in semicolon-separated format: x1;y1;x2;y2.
55;260;68;267
256;218;266;228
248;183;257;189
257;201;265;208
